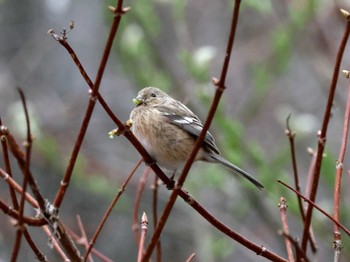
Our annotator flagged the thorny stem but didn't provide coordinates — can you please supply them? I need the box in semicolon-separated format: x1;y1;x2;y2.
301;12;350;253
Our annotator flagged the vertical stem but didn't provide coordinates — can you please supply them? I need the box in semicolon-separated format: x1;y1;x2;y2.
332;71;350;260
301;14;350;253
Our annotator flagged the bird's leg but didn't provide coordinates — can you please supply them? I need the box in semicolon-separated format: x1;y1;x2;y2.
166;170;176;190
144;159;157;166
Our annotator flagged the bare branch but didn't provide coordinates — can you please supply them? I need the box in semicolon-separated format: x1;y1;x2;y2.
53;0;129;209
83;158;142;261
278;197;295;262
301;10;350;253
332;69;350;260
278;180;350;236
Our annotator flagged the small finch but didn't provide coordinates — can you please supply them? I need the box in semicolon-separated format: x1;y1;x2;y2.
129;87;263;189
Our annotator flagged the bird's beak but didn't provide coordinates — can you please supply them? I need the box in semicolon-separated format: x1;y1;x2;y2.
133;95;144;106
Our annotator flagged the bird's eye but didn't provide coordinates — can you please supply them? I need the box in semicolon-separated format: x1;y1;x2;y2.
151;93;156;98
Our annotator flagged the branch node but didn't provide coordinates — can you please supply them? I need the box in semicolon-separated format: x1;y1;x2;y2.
340;9;350;21
108;5;116;12
45;201;59;219
141;212;148;230
342;69;350;78
89;94;97;102
69;20;75;30
317;129;322;137
3;172;9;180
184;194;195;205
257;245;267;255
278;197;288;210
333;239;343;253
307;147;315;156
317;130;326;145
335;160;343;169
285;114;296;138
23;140;30;148
47;29;61;41
108;5;131;15
211;77;219;85
108;120;132;138
0;125;9;135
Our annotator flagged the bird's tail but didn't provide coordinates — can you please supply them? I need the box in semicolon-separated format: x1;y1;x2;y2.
208;154;264;189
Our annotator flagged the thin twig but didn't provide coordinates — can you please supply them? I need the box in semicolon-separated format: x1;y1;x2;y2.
0;198;44;226
42;225;69;261
285;116;303;219
285;116;317;252
301;11;350;253
11;89;33;262
77;215;94;262
1;119;45;259
53;0;129;209
51;2;285;260
332;69;350;261
83;158;142;261
133;166;152;245
278;232;308;262
0;168;43;213
185;253;196;262
1;129;46;211
278;180;350;236
137;212;148;262
278;197;295;262
1;123;48;258
67;227;113;262
0;120;19;211
152;176;161;262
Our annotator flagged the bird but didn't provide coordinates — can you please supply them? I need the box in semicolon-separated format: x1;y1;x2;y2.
129;87;263;189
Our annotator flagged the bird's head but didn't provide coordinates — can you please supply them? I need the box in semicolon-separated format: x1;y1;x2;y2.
133;87;168;106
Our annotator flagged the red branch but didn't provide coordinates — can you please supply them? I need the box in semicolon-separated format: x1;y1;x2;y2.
50;1;286;260
83;158;142;261
11;89;33;261
301;12;350;253
278;197;295;262
132;166;152;245
333;69;350;257
142;0;243;260
53;0;128;209
278;180;350;236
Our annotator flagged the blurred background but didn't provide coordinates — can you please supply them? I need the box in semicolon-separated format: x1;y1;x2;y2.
1;0;350;261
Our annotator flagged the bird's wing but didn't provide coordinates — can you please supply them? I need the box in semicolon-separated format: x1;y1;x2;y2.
156;104;220;154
